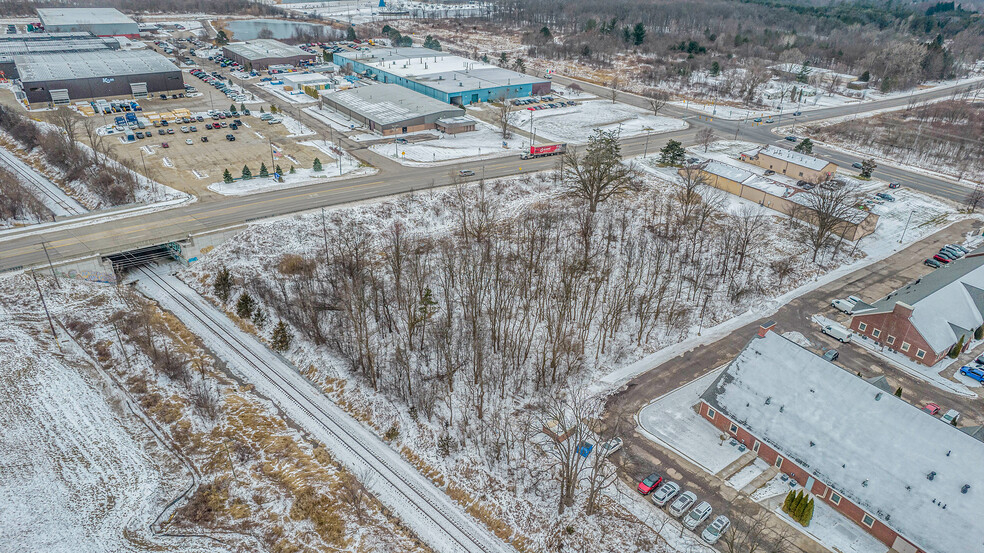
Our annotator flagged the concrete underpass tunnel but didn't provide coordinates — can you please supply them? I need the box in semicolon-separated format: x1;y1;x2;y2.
105;242;184;273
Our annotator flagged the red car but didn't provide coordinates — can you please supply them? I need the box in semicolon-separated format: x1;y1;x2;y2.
933;254;951;264
638;472;663;495
923;403;941;415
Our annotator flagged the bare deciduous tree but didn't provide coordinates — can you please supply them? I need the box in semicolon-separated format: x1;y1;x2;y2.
533;390;598;514
608;75;620;104
790;179;862;263
563;129;636;212
696;127;716;152
493;92;515;139
720;501;796;553
646;89;670;115
966;185;984;213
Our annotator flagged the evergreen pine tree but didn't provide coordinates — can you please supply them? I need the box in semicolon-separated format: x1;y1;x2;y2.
236;291;256;319
213;266;232;303
801;498;815;526
289;165;296;174
895;386;903;397
252;308;267;329
859;70;870;82
260;106;265;113
949;335;965;358
230;103;236;112
794;492;809;522
259;162;269;178
976;324;983;340
312;157;323;172
241;165;252;180
275;164;283;175
782;490;795;513
223;168;233;183
271;321;293;352
239;102;246;112
658;139;686;166
790;490;804;519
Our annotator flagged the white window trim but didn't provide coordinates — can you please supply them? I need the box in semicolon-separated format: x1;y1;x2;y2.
901;341;910;352
729;423;738;434
753;441;760;453
707;407;716;420
872;328;881;338
862;513;875;528
775;456;783;469
916;349;926;359
887;335;895;345
829;491;841;505
858;322;868;332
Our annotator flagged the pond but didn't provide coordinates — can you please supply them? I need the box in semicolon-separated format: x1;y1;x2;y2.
223;19;335;41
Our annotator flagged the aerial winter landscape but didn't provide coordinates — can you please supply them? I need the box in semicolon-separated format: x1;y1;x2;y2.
2;1;984;552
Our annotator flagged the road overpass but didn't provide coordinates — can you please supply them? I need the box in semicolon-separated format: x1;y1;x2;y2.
1;77;980;275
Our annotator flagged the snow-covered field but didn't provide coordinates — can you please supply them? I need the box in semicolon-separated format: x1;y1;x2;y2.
208;139;374;195
367;119;525;164
512;100;687;143
776;501;888;553
0;285;191;551
637;368;742;474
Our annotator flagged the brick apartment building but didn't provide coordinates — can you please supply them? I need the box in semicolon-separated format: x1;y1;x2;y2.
698;324;982;553
850;245;984;366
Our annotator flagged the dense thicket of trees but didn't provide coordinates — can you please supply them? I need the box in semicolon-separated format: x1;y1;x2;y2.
490;0;981;92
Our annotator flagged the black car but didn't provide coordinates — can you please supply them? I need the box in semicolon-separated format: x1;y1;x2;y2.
226;134;235;141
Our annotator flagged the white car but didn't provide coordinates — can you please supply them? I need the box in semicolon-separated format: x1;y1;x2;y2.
831;298;855;314
180;125;190;133
683;501;713;530
701;515;730;544
596;437;622;458
651;481;680;507
669;490;697;518
185;138;193;145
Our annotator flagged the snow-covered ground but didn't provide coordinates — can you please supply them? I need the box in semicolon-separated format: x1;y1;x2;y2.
136;267;514;553
637;368;742;474
605;480;713;553
0;290;189;551
752;473;794;501
304;105;367;133
286;0;491;24
0;147;86;217
278;113;315;137
256;80;320;105
367;119;525;165
512;99;687;143
208;139;374;196
725;458;770;490
776;501;888;553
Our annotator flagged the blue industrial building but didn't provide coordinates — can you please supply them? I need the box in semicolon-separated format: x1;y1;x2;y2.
333;47;550;106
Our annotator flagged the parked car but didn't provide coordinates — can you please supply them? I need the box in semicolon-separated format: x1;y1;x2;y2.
950;244;970;254
924;258;941;268
597;437;622;458
651;481;680;507
942;409;960;424
185;138;193;145
702;515;730;544
889;182;901;189
937;250;957;261
764;169;775;176
459;169;475;177
161;142;169;148
201;136;208;142
852;162;863;169
959;366;984;382
753;117;762;122
226;134;235;141
180;126;189;133
933;254;951;264
823;349;839;362
669;491;697;517
922;403;941;416
157;129;165;136
831;298;855;314
637;472;664;495
785;136;797;142
821;324;852;343
941;245;964;258
684;501;713;530
875;192;895;201
190;125;198;132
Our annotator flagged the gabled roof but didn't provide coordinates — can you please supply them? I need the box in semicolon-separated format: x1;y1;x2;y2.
854;247;984;353
701;331;984;553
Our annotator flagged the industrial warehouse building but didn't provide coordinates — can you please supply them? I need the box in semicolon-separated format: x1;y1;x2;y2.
321;83;467;135
0;33;119;80
15;49;183;107
36;8;140;38
281;72;331;91
222;39;315;70
333;47;550;105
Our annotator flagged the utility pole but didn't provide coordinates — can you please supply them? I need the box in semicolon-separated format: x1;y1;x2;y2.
31;269;57;338
899;210;914;244
41;241;60;288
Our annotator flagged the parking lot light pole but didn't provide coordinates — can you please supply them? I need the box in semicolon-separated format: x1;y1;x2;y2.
899;210;914;244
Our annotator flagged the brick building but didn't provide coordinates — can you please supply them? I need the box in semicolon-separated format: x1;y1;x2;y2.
850;245;984;366
698;325;982;553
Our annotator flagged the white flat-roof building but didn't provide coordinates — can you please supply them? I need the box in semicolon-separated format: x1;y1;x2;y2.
320;83;467;135
37;8;139;37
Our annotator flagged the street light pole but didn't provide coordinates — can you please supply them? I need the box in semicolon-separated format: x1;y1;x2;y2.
899;210;914;244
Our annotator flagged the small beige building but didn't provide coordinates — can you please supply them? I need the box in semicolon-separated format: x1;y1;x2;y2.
740;144;837;182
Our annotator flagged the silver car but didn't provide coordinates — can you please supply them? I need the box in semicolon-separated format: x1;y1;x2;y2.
683;501;712;530
596;437;622;458
669;490;697;518
651;481;680;507
701;514;730;544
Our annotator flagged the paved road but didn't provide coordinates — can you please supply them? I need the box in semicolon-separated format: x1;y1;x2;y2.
1;73;979;273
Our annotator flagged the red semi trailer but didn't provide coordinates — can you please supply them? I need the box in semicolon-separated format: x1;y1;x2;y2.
520;142;567;159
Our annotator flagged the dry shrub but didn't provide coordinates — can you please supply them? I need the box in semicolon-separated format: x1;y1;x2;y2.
277;254;316;277
178;480;230;526
289;486;347;546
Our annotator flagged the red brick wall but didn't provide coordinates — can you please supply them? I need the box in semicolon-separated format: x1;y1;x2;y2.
696;401;921;552
849;312;943;366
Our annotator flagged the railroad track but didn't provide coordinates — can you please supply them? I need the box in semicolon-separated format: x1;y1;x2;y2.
0;147;86;216
135;264;509;553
